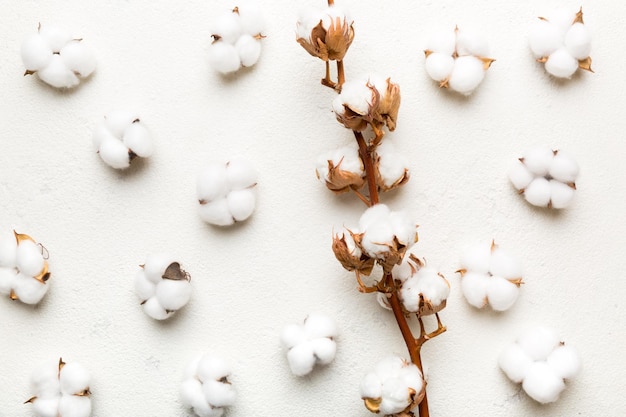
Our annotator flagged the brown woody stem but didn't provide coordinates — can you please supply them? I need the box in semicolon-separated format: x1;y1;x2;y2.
336;60;345;90
354;131;378;205
328;0;334;5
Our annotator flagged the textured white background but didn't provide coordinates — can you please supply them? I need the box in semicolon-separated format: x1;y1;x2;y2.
1;0;625;416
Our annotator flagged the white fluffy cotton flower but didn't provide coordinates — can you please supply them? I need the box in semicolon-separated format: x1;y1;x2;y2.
21;24;96;88
499;327;581;404
424;27;494;95
181;354;236;417
391;256;450;316
0;230;51;305
315;143;365;193
208;2;266;73
27;358;92;417
281;313;338;376
135;255;192;320
197;157;258;226
458;241;522;311
357;204;418;263
93;111;153;169
374;140;410;192
529;7;593;78
509;146;579;209
360;356;424;415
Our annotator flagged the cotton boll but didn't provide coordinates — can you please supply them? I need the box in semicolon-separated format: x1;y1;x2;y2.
304;313;337;339
547;345;581;379
522;146;553;176
376;141;409;189
281;324;306;348
197;164;229;202
425;53;454;82
209;42;241;74
310;338;337;364
414;267;450;306
236;34;261;67
545;48;578;78
489;248;522;279
13;273;48;304
524;177;551;207
226;157;257;190
105;110;140;138
498;343;533;383
197;355;231;382
39;25;73;52
522;362;566;403
37;54;80;88
359;204;390;229
509;160;534;190
237;1;266;35
425;30;456;56
202;380;236;407
0;268;18;294
379;378;411;414
361;222;394;258
57;394;91;417
21;34;53;71
448;56;485;95
31;363;61;396
198;199;235;226
391;257;414;283
59;362;90;395
226;189;256;222
455;29;489;57
134;271;155;301
32;396;60;417
360;372;382;399
143;254;176;283
389;211;416;247
518;327;560;361
549;180;575;208
99;137;130;169
460;272;489;308
549;151;579;183
156;279;191;311
59;41;96;77
486;276;519;311
564;23;591;60
333;81;372;116
15;239;44;277
528;20;564;58
142;296;171;320
92;124;116;151
287;342;316;376
211;12;243;44
0;233;17;267
549;8;577;35
123;123;153;158
460;243;491;274
180;378;205;408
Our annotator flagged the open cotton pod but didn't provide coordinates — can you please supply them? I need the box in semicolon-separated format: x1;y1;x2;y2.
499;326;581;403
181;354;236;417
21;23;96;88
208;1;266;73
93;111;153;169
509;146;579;208
0;230;51;305
135;255;192;320
529;7;593;78
197;156;258;226
424;26;495;95
26;358;92;417
281;313;338;376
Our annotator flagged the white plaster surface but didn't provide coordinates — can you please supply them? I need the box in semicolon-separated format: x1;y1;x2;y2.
1;1;625;416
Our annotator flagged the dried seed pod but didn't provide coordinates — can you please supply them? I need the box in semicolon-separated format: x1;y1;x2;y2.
296;4;354;62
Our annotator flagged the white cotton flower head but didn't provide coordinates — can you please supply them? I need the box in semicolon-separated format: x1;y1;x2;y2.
27;358;91;417
197;157;258;226
0;230;51;305
181;354;236;417
459;241;522;311
392;255;450;316
93;111;153;170
134;255;192;320
281;313;338;376
424;27;494;95
21;24;96;89
315;143;365;193
374;140;410;192
499;327;581;404
360;356;424;415
208;3;266;73
510;146;579;209
529;7;593;78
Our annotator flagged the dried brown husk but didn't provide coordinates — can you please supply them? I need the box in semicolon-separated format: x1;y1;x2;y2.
334;85;379;132
162;262;190;281
332;232;375;276
297;16;354;62
374;78;401;132
318;157;365;193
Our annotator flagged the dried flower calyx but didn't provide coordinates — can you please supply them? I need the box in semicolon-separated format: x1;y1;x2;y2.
360;356;425;416
529;7;592;78
424;26;495;95
332;74;401;143
181;354;236;417
499;327;581;404
296;4;354;62
281;313;338;376
93;110;153;170
21;23;96;88
135;254;192;320
0;230;51;305
316;143;365;194
509;146;579;209
26;358;91;417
